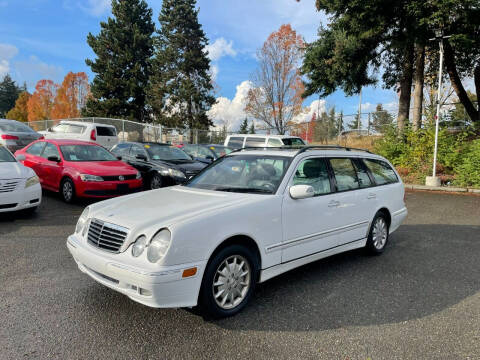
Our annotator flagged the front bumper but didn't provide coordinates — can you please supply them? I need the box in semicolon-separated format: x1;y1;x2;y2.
76;179;143;198
67;233;206;308
0;182;42;212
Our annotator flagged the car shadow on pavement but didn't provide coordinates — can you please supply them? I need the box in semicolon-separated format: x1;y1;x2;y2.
70;224;480;333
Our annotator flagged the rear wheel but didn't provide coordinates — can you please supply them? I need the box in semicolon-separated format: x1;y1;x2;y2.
366;212;389;254
199;245;258;319
60;178;75;203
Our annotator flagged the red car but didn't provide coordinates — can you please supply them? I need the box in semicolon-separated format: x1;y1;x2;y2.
15;139;142;203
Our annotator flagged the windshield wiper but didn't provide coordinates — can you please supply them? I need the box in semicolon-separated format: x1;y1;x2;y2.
213;187;273;194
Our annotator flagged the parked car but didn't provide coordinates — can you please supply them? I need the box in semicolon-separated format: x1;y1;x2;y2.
66;145;407;318
0;145;41;213
110;142;206;189
40;120;119;149
15;139;142;203
178;144;233;164
224;134;306;149
0;119;43;152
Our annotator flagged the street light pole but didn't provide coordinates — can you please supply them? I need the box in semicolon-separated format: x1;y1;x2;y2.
426;29;450;187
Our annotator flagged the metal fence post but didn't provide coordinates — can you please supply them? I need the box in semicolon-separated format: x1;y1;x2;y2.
122;120;125;142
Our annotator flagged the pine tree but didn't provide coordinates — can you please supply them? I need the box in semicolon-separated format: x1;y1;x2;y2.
149;0;215;133
0;74;22;117
248;122;255;134
337;111;344;135
84;0;154;122
239;118;248;133
348;113;362;131
371;104;394;133
327;106;337;140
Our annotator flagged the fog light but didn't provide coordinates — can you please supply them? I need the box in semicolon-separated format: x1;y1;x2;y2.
139;288;152;296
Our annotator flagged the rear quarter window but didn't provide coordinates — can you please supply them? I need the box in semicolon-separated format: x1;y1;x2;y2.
96;126;117;136
245;137;266;147
363;159;398;185
227;137;245;149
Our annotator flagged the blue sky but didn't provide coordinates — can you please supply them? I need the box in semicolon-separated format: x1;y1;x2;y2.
0;0;398;129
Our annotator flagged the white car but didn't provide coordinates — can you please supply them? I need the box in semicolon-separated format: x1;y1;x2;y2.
41;121;119;149
67;146;407;318
0;145;41;213
224;134;306;149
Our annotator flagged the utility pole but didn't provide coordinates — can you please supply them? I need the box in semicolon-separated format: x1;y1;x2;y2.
426;29;451;187
357;87;362;132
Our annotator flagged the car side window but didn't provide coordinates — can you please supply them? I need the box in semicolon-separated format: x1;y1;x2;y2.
41;143;60;159
130;145;147;158
26;142;46;156
267;138;283;146
67;124;85;134
227;137;244;149
112;143;131;156
96;126;116;136
51;124;68;133
363;159;398;185
329;158;359;191
245;137;266;147
292;158;332;195
352;159;373;188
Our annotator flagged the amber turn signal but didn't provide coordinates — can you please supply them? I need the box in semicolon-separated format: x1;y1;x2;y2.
182;267;197;278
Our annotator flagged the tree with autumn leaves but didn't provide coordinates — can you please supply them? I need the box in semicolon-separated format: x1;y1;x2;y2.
245;24;305;135
51;72;90;119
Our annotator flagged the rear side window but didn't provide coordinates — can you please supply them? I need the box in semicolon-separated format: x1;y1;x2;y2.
26;142;45;156
67;125;85;134
363;159;398;185
329;158;359;191
96;126;117;136
112;143;131;156
227;137;244;149
352;159;373;188
245;137;266;147
293;158;332;195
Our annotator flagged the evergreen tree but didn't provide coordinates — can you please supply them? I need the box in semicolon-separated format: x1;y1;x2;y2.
149;0;215;132
84;0;154;122
239;118;248;133
248;122;255;134
337;111;344;135
348;113;362;131
0;74;22;117
327;106;337;139
371;104;394;133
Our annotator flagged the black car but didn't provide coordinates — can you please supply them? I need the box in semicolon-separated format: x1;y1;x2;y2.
111;142;207;189
180;144;233;164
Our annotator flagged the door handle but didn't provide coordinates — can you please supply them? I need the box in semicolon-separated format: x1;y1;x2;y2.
367;193;377;199
328;200;340;207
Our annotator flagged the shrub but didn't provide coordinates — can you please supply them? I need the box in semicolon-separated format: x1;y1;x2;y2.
454;139;480;187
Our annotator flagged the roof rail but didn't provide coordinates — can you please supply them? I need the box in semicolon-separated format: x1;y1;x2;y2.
228;145;372;156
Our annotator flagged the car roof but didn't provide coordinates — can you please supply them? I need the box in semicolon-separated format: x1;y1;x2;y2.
228;146;384;159
227;134;301;139
41;139;99;146
58;120;115;128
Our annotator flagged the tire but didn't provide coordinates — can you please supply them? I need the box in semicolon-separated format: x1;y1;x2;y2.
199;245;258;319
150;173;163;190
60;178;75;203
366;212;390;255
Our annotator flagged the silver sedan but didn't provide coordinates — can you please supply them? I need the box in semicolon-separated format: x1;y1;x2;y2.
0;119;42;152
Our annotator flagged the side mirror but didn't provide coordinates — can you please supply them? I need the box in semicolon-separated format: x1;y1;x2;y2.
136;154;147;161
289;185;315;200
16;154;26;162
47;155;61;163
116;155;122;160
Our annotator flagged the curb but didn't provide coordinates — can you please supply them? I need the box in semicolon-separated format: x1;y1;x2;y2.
405;184;480;194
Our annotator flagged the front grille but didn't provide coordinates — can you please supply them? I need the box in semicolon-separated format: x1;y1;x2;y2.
101;174;137;181
0;180;20;193
87;219;128;253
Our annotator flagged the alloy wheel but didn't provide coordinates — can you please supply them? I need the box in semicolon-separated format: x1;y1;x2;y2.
372;217;388;250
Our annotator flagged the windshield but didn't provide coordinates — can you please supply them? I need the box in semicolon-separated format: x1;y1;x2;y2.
0;146;16;162
209;146;233;157
0;121;36;133
282;137;305;146
146;144;192;161
186;155;292;194
60;145;117;162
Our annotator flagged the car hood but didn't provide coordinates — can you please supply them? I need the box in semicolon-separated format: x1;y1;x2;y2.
0;161;33;179
151;159;206;173
65;160;138;175
90;186;252;230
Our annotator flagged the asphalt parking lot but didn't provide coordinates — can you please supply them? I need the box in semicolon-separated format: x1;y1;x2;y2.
1;190;479;360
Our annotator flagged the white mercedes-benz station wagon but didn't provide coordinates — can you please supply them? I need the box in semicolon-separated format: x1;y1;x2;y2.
67;146;407;318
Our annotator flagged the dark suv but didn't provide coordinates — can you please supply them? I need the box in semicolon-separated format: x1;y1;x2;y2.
111;142;207;189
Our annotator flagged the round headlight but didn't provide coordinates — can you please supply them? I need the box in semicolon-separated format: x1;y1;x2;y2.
147;229;171;263
75;207;90;234
132;235;147;257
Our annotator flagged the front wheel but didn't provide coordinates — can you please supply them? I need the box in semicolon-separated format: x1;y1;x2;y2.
199;245;258;319
149;173;163;190
366;212;389;255
60;178;75;203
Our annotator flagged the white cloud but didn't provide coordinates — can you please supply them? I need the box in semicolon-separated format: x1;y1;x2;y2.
292;99;327;123
0;43;18;76
210;64;219;83
14;56;63;88
208;80;253;130
205;38;237;61
80;0;110;16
